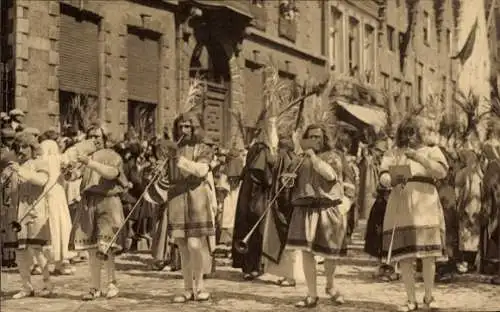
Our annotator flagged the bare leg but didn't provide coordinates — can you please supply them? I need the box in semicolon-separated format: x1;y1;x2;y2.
325;258;344;304
13;248;34;298
187;237;209;299
399;258;417;310
34;248;53;295
422;257;436;299
176;238;193;292
294;251;319;308
105;253;119;298
82;249;102;301
302;251;317;298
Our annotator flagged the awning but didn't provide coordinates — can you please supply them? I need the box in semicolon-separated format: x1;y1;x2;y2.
191;0;253;18
335;100;387;131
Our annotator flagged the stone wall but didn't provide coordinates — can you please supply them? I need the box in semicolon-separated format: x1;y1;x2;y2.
12;0;177;138
240;0;329;132
11;0;329;144
1;0;15;113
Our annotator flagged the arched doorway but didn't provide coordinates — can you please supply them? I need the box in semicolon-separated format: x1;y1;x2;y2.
189;33;231;146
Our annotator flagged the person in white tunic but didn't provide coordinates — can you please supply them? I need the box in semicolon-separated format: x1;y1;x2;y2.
38;140;73;275
380;117;448;312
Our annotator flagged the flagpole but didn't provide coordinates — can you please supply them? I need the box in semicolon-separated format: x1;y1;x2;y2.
487;0;497;35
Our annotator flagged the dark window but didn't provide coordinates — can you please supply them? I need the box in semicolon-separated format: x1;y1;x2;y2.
127;27;160;140
59;4;100;95
59;91;99;132
251;0;264;8
243;61;264;127
423;11;430;46
127;27;160;104
417;75;423;105
127;100;156;140
278;0;298;41
381;72;390;92
0;0;14;113
387;25;394;51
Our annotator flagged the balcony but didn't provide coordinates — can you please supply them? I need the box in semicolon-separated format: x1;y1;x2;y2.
278;17;297;42
250;3;267;31
191;0;252;19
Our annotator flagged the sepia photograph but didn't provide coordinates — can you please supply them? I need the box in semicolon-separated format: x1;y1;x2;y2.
1;0;499;311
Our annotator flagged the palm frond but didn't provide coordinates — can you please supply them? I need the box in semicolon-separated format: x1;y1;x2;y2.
227;107;248;145
182;77;205;115
68;94;98;132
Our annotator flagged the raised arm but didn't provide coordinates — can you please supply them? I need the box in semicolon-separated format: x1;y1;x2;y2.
78;155;119;180
306;150;338;182
14;163;48;186
176;143;213;178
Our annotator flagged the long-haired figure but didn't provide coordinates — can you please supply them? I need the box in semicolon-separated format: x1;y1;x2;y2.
144;112;216;302
285;124;347;308
380;116;448;311
168;113;216;302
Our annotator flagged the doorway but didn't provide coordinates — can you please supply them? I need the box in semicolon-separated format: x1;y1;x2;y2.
189;33;231;147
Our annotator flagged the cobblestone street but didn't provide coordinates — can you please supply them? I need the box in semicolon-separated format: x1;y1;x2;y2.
1;253;499;312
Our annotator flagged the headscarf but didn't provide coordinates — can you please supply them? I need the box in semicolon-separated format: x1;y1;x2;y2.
39;139;62;188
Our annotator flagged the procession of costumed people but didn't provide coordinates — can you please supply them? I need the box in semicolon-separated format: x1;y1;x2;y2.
2;65;500;310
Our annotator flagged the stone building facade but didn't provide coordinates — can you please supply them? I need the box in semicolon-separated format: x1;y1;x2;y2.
377;0;459;122
328;0;461;134
1;0;329;146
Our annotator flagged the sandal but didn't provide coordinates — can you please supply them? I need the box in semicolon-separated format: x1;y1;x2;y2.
39;287;55;298
243;273;254;281
172;291;194;303
423;296;437;310
82;288;101;301
12;289;35;299
325;288;345;305
295;296;319;308
490;276;500;285
195;291;210;301
250;271;260;278
397;301;418;312
280;279;296;287
31;265;42;275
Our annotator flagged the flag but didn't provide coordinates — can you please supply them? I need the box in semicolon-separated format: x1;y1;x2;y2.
452;18;478;65
143;176;170;205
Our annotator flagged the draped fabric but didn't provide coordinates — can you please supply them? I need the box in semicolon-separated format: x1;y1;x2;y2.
262;148;296;263
70;149;128;254
436;146;460;261
358;154;378;219
381;146;448;262
232;142;274;273
39;140;72;262
286;150;347;258
481;160;500;264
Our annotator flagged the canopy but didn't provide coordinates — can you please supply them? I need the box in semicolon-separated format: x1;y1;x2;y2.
335;100;387;132
191;0;253;18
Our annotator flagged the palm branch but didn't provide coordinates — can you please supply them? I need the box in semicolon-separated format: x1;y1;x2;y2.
454;89;489;140
182;76;205;116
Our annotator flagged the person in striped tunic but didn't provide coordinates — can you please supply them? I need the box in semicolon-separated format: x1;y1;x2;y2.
144;113;216;303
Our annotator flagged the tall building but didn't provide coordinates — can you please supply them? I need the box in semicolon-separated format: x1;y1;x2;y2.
328;0;461;135
0;0;329;147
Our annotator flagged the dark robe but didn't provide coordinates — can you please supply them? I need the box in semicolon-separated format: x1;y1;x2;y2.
435;146;460;276
364;186;391;258
480;159;500;274
232;142;274;273
262;147;295;263
340;154;358;254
